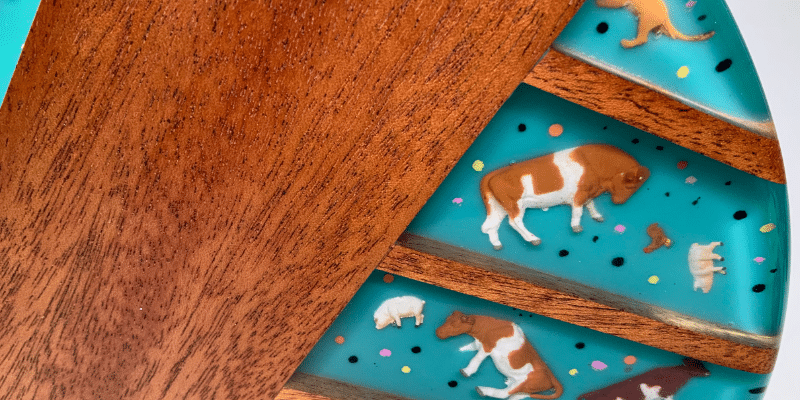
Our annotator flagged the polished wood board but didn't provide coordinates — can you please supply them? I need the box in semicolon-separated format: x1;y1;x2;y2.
0;0;584;398
524;50;786;184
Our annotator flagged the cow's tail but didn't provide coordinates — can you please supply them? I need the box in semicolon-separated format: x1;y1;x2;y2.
663;20;715;42
529;368;563;399
479;171;495;216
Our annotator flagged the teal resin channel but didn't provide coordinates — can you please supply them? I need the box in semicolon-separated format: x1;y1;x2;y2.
297;271;770;399
406;84;788;337
0;0;41;105
553;0;772;136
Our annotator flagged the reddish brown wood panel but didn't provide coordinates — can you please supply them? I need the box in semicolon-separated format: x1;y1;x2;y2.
525;50;786;184
0;0;584;398
378;243;777;374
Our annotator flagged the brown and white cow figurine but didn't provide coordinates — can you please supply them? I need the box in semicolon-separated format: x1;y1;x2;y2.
435;311;563;400
480;144;649;249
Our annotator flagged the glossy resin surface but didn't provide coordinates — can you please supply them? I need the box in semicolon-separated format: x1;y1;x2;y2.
298;271;770;399
406;84;788;338
553;0;773;136
0;0;40;104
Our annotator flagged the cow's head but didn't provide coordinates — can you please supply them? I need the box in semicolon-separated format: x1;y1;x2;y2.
435;311;474;339
610;165;650;204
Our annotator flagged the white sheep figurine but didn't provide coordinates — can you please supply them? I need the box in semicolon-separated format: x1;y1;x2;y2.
373;296;425;329
688;242;726;293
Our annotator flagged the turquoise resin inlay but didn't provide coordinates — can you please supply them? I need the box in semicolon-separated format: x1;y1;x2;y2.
553;0;773;136
0;0;41;105
298;272;770;399
406;84;788;337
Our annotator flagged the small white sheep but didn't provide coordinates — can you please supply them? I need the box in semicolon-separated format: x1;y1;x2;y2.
373;296;425;329
688;242;726;293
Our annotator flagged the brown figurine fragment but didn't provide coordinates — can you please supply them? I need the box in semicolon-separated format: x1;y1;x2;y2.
643;223;672;253
577;358;709;400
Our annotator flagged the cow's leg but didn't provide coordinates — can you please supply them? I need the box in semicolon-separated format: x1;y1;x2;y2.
585;199;604;222
570;203;585;232
476;386;509;398
461;349;490;377
508;211;541;246
459;340;481;352
481;194;508;250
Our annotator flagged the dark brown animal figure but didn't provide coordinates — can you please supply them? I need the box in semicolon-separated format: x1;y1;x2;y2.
577;358;710;400
480;144;649;249
436;311;563;399
643;223;672;253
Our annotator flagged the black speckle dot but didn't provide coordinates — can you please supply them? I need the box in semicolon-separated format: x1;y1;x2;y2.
592;236;599;243
665;192;670;197
448;380;458;388
611;257;625;267
656;145;664;151
559;249;569;257
632;138;639;144
698;14;707;21
749;387;766;394
753;284;766;293
529;313;533;317
733;210;748;220
692;197;700;205
716;58;733;72
518;123;527;132
575;342;586;349
348;356;359;363
596;22;609;33
603;126;608;130
771;269;778;273
725;181;732;185
411;346;421;354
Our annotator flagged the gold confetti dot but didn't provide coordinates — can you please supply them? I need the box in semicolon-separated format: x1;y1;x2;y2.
383;274;394;283
334;336;345;344
472;160;484;172
677;66;690;78
548;124;564;137
569;368;578;376
760;223;776;233
648;275;659;284
401;366;411;373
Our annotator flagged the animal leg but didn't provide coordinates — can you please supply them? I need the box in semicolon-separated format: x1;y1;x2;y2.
508;213;541;246
476;386;510;399
481;195;508;250
392;313;402;328
462;350;490;377
585;199;604;222
621;20;653;48
570;203;585;233
595;0;627;8
415;312;423;326
459;340;481;352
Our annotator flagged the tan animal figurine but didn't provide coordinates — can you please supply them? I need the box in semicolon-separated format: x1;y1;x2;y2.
643;223;672;253
596;0;715;48
688;242;726;293
480;144;649;249
435;311;563;399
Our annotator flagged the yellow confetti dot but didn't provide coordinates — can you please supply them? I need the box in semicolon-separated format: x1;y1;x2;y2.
569;368;578;376
401;366;411;373
472;160;484;172
548;123;564;137
760;223;776;233
677;66;690;78
648;275;659;284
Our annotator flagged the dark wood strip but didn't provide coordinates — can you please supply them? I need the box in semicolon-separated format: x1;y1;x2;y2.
377;240;777;374
280;373;412;400
524;50;786;184
0;1;584;398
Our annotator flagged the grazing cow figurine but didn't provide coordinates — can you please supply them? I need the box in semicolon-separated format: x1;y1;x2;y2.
435;311;563;400
373;296;425;329
480;144;649;249
577;358;710;400
688;242;726;293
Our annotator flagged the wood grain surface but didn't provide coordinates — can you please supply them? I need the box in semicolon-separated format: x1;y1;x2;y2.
378;241;777;374
524;50;786;184
0;0;584;398
279;373;411;400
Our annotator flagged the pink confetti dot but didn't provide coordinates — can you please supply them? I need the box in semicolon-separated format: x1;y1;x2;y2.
754;257;766;264
380;349;392;357
591;360;607;371
452;198;463;205
614;225;626;234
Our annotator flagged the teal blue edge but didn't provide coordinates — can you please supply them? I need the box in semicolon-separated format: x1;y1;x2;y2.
298;272;770;399
0;0;41;106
